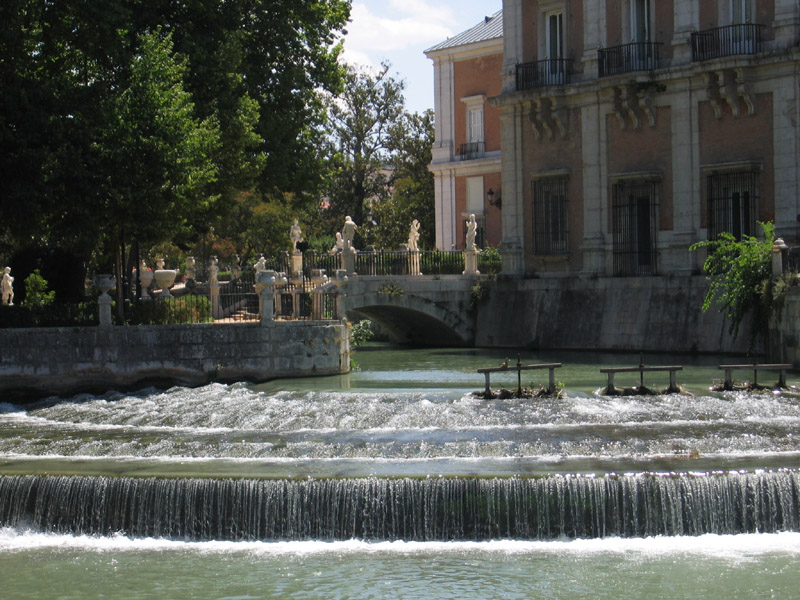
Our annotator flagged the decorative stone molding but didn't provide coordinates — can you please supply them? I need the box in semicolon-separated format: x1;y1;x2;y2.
612;83;658;130
706;68;755;119
528;96;568;141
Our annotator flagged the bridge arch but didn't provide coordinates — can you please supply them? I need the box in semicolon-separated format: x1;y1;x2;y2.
341;277;475;346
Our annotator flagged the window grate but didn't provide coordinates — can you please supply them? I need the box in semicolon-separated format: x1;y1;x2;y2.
532;178;569;255
612;180;659;276
707;171;759;240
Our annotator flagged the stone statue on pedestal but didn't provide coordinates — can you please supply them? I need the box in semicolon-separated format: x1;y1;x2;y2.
466;214;478;251
342;216;358;251
290;219;304;253
1;267;14;306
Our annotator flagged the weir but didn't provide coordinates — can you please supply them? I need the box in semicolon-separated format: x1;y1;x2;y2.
2;470;799;542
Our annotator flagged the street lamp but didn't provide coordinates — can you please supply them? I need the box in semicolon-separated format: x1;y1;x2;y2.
487;188;502;209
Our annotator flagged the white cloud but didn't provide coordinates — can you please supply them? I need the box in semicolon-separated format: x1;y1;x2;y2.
343;1;456;64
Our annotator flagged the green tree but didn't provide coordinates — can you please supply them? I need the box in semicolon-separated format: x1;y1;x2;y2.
0;0;350;272
366;109;435;249
690;221;775;349
323;63;405;229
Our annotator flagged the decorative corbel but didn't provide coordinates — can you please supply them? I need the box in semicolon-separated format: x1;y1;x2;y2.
735;67;755;116
705;71;723;119
621;85;640;130
551;96;568;139
612;86;628;129
638;89;656;128
538;97;554;141
718;69;741;118
528;100;542;140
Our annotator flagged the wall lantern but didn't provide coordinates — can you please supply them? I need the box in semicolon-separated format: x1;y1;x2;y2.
487;188;502;209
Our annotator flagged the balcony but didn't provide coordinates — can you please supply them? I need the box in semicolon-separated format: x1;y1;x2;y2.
691;24;764;61
456;141;485;161
516;59;573;91
598;42;662;78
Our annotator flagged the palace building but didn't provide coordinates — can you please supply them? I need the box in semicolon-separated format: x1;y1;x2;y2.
429;1;800;279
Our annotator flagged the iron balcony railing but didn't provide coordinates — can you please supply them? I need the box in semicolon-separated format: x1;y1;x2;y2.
691;23;764;61
456;141;485;161
516;59;573;91
598;42;662;77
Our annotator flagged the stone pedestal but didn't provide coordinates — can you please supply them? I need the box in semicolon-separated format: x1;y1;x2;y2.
209;282;221;319
342;247;357;276
409;250;421;276
95;275;116;328
291;251;303;278
463;249;480;276
255;270;278;323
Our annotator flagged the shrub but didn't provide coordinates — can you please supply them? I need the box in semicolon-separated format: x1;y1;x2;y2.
23;270;55;308
130;295;213;324
350;320;374;347
690;221;774;349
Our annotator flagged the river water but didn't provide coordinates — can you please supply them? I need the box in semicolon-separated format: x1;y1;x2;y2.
1;345;800;598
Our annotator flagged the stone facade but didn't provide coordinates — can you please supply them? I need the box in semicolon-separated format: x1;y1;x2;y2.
0;321;350;401
494;0;800;278
474;275;750;354
426;12;504;250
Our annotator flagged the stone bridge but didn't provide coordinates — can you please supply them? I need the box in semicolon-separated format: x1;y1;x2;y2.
339;275;477;346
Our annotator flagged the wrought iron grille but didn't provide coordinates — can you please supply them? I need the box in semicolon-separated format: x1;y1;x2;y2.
532;178;569;255
706;171;759;240
516;59;573;91
691;24;764;62
456;142;485;161
218;272;259;321
612;180;659;276
598;42;662;77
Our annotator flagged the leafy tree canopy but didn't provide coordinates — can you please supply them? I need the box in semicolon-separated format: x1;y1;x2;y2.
690;221;775;349
0;0;350;266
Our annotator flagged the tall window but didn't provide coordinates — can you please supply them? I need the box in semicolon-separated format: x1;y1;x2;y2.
631;0;651;42
543;9;567;85
707;171;759;240
546;11;564;59
532;177;569;254
468;106;484;145
731;0;754;23
612;179;659;276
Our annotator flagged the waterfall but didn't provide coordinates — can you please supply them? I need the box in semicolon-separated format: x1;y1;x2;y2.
1;471;798;542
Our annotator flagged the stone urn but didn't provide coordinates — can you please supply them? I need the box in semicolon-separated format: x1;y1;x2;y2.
153;259;177;299
94;274;117;297
139;262;154;300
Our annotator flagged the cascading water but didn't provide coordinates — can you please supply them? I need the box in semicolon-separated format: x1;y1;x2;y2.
1;347;800;599
2;471;800;541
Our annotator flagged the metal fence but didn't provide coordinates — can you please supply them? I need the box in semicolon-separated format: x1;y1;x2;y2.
598;42;662;77
691;24;764;62
516;59;573;91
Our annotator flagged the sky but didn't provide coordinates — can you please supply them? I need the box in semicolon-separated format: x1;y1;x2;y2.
340;0;503;115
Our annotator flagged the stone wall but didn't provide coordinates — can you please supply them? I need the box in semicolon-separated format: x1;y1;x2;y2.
0;321;350;401
475;275;751;354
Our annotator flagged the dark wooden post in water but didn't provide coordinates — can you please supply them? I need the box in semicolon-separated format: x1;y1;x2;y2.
600;364;683;395
477;361;562;397
717;362;792;390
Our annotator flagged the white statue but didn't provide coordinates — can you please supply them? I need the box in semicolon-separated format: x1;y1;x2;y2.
209;256;219;285
254;254;267;274
329;232;344;254
466;214;479;251
1;267;14;306
342;216;358;251
290;219;304;252
408;219;421;251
